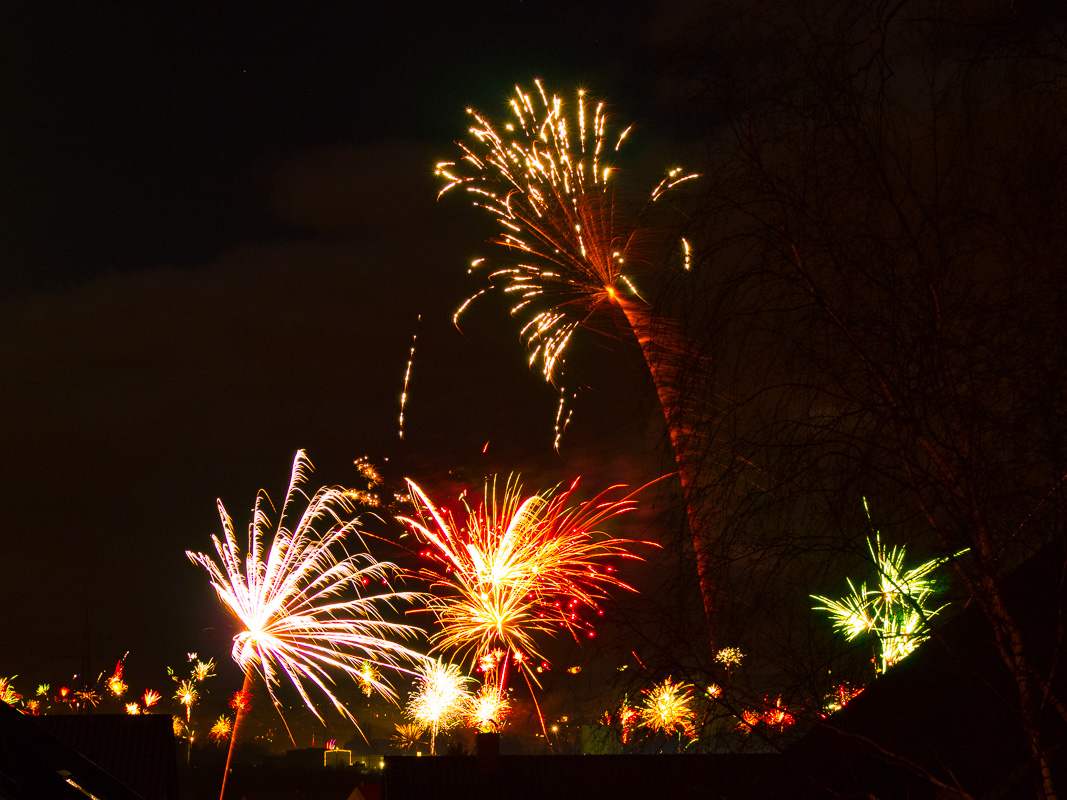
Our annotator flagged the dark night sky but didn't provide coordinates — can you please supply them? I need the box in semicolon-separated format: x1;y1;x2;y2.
0;1;699;723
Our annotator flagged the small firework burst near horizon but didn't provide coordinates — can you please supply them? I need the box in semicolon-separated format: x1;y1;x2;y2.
406;659;471;755
638;677;697;739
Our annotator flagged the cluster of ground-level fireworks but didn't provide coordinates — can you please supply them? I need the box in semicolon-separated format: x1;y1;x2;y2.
3;81;956;765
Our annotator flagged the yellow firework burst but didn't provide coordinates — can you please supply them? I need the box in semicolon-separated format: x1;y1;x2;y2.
467;684;512;733
392;722;423;750
406;660;471;755
175;679;198;722
210;715;233;743
193;658;216;682
638;677;697;738
436;80;697;387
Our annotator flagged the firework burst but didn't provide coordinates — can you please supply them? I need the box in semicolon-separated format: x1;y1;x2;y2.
812;503;963;674
436;80;697;390
210;716;234;743
638;677;697;740
186;450;429;723
402;475;652;670
392;722;423;751
406;660;471;755
107;658;128;697
187;451;430;798
229;689;252;714
402;474;653;738
175;679;198;723
467;683;512;733
0;676;21;706
193;658;216;682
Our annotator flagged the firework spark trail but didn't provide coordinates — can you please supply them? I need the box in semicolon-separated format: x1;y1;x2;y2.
435;82;725;633
187;450;430;798
398;314;420;439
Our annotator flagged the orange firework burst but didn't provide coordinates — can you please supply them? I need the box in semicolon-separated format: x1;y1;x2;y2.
74;689;101;709
467;684;512;733
401;475;652;671
638;677;697;738
186;450;429;723
738;708;761;734
193;658;216;682
210;715;234;743
763;696;795;731
142;689;161;709
107;659;127;697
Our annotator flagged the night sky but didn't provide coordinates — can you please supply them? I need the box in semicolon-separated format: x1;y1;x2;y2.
1;1;698;728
